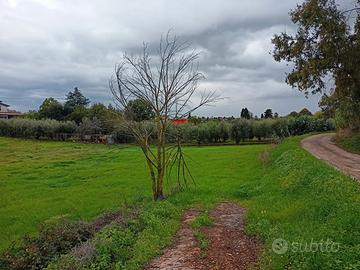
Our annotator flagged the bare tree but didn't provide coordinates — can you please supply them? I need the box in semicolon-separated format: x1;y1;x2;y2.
109;33;218;201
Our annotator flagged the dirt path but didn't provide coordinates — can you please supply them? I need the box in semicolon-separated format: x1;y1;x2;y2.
146;208;201;270
301;133;360;181
196;202;262;270
145;202;262;270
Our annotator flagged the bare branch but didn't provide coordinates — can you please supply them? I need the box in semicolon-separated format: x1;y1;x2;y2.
109;32;219;200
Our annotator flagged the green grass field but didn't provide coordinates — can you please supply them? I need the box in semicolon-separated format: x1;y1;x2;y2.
0;137;266;251
1;136;360;269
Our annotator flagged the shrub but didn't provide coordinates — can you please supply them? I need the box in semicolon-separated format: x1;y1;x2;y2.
0;220;94;270
253;120;273;140
77;117;103;135
217;121;230;142
0;119;77;140
90;227;136;270
335;99;360;131
195;123;209;145
230;119;252;144
272;118;290;139
111;127;134;144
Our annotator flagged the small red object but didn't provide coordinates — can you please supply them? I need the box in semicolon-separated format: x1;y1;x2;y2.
171;118;189;125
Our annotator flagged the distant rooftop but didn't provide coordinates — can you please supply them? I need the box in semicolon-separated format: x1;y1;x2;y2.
0;101;10;107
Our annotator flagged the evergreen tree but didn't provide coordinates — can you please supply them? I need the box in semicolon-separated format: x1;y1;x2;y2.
264;109;273;119
64;87;90;114
240;107;251;119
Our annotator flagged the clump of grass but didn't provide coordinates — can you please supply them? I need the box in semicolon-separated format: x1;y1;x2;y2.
257;144;277;167
190;211;213;229
335;132;360;154
190;211;213;255
194;231;209;250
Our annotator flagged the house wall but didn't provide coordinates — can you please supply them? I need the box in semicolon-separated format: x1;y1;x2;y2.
0;105;8;112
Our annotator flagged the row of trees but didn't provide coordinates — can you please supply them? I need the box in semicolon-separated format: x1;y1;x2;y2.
25;88;160;133
94;115;335;144
0;115;334;143
23;87;329;143
0;119;77;140
173;116;334;144
25;88;125;135
29;87;321;127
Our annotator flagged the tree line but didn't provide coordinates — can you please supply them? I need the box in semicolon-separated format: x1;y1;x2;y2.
0;85;335;144
0;112;335;144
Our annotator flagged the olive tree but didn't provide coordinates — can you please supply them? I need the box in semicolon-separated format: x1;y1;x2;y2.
109;33;218;200
231;119;252;144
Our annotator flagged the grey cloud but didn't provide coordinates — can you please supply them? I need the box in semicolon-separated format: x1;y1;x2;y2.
0;0;325;116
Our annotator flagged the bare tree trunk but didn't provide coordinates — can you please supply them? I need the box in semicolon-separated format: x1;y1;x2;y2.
149;160;158;200
156;117;165;200
143;148;158;200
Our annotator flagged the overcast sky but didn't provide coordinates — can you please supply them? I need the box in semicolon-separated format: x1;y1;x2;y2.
0;0;355;116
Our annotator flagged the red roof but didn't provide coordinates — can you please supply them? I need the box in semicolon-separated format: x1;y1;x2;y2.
171;118;189;125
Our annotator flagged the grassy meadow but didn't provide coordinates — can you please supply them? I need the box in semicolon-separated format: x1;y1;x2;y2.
0;137;266;251
1;136;360;269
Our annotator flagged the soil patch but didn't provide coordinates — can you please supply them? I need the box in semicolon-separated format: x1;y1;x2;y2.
145;202;262;270
302;134;360;181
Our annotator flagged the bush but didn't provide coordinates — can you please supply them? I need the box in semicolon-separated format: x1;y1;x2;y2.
272;118;290;139
48;201;180;270
0;220;94;270
253;120;273;140
77;117;103;135
335;99;360;131
217;121;230;142
0;119;77;140
111;127;134;144
90;227;136;269
230;119;252;144
287;116;314;135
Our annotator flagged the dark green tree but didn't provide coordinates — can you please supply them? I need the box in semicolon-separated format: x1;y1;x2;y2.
288;111;299;118
299;108;313;116
240;107;251;119
88;103;121;133
66;105;89;124
272;0;360;129
230;119;252;144
264;109;273;119
217;121;229;142
125;98;154;122
38;98;64;120
319;94;338;118
64;87;90;114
